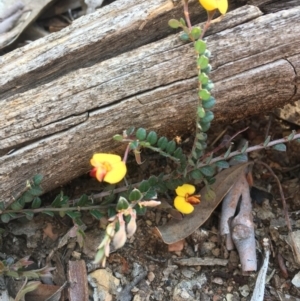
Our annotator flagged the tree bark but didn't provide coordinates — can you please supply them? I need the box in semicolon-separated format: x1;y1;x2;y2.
0;1;299;206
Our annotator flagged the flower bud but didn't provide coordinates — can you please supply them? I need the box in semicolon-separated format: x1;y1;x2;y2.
126;211;137;238
139;200;161;207
112;221;127;250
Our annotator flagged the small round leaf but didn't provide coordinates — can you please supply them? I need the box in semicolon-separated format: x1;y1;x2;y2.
157;137;168;150
198;89;211;101
146;131;158;145
272;143;286;152
136;128;147;140
194;40;206;54
129;189;143;202
201;111;214;123
168;19;180;29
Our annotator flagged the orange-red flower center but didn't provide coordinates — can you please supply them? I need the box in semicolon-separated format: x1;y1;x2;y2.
90;162;112;181
185;194;201;205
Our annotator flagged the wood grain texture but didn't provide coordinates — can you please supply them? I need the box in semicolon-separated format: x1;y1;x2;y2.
0;3;299;206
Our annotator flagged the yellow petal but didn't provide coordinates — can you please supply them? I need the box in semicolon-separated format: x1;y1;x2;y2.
104;161;127;184
175;184;195;197
217;0;228;14
90;153;122;167
174;196;194;214
199;0;228;14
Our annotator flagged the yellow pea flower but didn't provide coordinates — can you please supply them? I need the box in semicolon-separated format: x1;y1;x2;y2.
90;153;127;184
174;184;201;214
199;0;228;14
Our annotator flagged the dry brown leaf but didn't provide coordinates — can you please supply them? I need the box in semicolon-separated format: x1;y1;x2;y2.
156;163;253;244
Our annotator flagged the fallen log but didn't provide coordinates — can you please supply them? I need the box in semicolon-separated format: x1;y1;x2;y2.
0;1;300;206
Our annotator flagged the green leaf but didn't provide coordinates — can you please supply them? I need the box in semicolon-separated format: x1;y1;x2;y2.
263;135;271;147
107;207;116;218
167;179;181;190
198;89;211;101
204;50;211;58
31;197;41;209
195;142;205;150
129;189;143;202
116;197;129;211
191;27;201;40
129;140;139;150
59;210;66;218
134;204;147;215
286;130;295;141
148;176;157;186
1;214;10;223
23;191;34;203
202;64;212;74
192;150;198;159
197;107;206;118
240;141;249;153
179;33;189;41
78;194;89;207
136;128;147;140
144;188;157;199
125;126;135;136
166;141;176;154
146;131;158;145
197;55;209;69
190;169;203;180
200;122;211;132
173;147;183;159
272;143;286;152
179;18;186;26
66;211;81;219
230;154;248;163
33;174;43;185
90;209;103;220
215;161;229;169
0;202;4;211
51;194;62;208
157;137;168;150
113;134;123;141
202;80;214;91
29;186;43;196
196;133;207;141
25;211;34;220
201;111;214;123
11;200;24;211
168;19;181;29
187;159;195;167
198;73;209;85
194;40;206;54
199;166;215;177
43;211;54;217
139;180;150;193
51;193;69;208
223;145;232;159
202;96;216;109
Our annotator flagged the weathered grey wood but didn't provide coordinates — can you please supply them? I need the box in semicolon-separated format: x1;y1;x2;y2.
0;0;213;97
1;4;300;207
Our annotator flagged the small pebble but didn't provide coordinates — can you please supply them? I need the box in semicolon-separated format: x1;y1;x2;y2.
181;268;195;279
212;277;223;285
292;271;300;288
211;248;220;257
148;271;155;282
